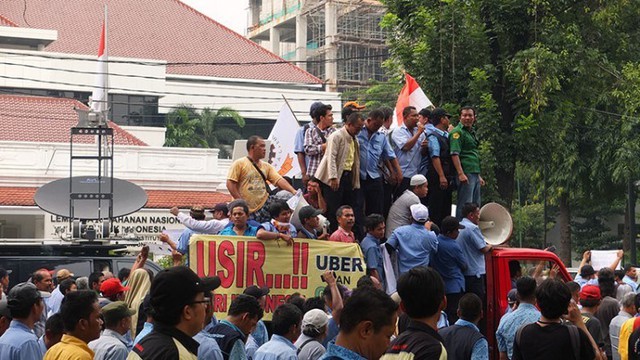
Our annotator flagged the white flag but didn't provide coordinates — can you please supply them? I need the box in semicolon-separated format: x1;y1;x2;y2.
90;21;108;113
268;103;301;178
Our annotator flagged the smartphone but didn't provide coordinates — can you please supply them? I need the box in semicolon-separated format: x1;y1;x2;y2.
321;271;337;282
547;245;556;253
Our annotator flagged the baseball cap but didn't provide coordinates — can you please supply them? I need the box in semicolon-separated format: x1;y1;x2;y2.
507;289;518;304
0;298;10;319
150;266;221;316
299;206;323;223
580;265;595;278
409;174;427;186
101;278;130;298
309;102;325;118
302;308;329;330
102;301;136;324
431;108;452;120
579;284;601;301
210;203;228;214
56;269;74;281
343;101;366;110
7;282;50;310
410;204;429;222
441;216;465;233
0;268;12;279
243;285;270;299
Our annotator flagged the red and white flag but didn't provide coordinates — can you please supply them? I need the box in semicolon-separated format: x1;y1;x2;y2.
90;20;108;113
394;73;433;126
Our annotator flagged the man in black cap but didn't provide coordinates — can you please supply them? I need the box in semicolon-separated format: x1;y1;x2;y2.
431;216;468;323
424;108;454;226
0;282;50;359
209;295;263;360
129;266;221;360
243;285;270;358
296;205;328;240
88;301;136;360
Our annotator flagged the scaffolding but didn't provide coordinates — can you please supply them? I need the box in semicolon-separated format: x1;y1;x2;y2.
249;0;389;93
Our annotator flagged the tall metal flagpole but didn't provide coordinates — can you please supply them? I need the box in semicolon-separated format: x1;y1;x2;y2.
102;4;110;178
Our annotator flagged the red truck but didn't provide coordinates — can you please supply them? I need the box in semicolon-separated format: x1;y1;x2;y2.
485;247;572;358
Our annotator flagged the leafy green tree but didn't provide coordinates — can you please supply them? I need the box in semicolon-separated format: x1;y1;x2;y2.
164;105;245;158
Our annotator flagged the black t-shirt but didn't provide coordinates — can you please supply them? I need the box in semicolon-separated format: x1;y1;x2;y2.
512;322;595;360
629;326;640;360
383;320;446;360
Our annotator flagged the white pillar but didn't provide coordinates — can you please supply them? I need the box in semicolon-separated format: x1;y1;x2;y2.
270;27;281;55
324;1;338;91
295;15;308;71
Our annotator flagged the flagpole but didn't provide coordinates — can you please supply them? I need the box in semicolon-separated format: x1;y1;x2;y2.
281;95;300;125
102;4;109;178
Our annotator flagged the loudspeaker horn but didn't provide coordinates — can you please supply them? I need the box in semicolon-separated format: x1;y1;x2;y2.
479;202;513;245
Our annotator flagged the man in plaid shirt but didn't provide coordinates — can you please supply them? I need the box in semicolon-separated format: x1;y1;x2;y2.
304;103;336;179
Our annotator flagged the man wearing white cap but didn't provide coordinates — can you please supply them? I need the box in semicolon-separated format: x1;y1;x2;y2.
385;174;429;238
386;204;438;275
295;309;329;360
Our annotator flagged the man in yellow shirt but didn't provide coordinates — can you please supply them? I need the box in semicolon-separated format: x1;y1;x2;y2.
44;290;103;360
227;136;296;223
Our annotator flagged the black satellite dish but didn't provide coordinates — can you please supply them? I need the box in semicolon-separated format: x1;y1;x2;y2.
34;176;148;220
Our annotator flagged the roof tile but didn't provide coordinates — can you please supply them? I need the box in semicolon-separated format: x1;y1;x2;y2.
0;187;231;209
0;94;147;146
0;0;322;84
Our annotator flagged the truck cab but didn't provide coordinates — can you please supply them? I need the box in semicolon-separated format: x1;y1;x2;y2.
485;247;572;358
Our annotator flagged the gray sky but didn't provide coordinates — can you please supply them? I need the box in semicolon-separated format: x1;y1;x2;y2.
181;0;250;35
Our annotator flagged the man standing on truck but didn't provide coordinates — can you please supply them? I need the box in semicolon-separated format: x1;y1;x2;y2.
458;203;492;310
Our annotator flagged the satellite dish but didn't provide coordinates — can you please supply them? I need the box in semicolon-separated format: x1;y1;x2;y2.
34;176;148;220
479;202;513;245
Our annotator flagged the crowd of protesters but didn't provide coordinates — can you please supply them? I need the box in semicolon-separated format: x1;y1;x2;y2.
0;101;629;360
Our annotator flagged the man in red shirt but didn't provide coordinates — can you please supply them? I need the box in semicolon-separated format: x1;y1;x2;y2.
329;206;356;243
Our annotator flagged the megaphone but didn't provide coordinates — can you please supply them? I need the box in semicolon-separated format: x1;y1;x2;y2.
479;202;513;245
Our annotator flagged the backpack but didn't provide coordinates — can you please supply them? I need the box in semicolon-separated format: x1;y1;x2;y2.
515;323;581;360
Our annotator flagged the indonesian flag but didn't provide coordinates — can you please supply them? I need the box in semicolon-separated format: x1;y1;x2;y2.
394;73;433;126
268;103;301;178
90;21;108;113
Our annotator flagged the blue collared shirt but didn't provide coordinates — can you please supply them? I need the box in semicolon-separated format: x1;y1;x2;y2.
495;302;541;359
623;275;638;292
426;124;447;158
360;234;385;286
219;225;261;237
387;223;438;274
458;218;488;277
431;234;467;294
194;329;224;360
357;127;395;180
294;122;315;167
0;320;44;360
133;322;154;346
391;124;426;178
88;328;129;360
246;320;269;359
454;319;489;360
177;228;198;266
253;334;297;360
320;341;366;360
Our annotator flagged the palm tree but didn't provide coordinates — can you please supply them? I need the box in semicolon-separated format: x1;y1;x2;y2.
199;107;245;158
164;105;245;158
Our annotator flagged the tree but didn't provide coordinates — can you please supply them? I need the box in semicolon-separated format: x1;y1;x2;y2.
164;105;245;158
381;0;640;264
